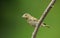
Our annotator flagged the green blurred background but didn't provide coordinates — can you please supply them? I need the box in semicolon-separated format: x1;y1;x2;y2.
1;0;60;38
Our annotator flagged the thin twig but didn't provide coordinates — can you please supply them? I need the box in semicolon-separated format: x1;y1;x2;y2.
31;0;56;38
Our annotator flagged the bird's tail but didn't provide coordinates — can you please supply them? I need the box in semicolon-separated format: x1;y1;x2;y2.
41;23;50;28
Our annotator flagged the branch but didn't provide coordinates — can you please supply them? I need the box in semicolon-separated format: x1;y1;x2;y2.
31;0;56;38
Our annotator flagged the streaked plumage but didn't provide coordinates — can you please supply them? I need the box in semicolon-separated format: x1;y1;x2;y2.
22;13;49;28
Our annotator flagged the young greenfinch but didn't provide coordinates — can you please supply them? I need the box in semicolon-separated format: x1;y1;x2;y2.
22;13;49;28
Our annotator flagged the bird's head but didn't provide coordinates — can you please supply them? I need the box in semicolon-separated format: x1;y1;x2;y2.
22;13;31;19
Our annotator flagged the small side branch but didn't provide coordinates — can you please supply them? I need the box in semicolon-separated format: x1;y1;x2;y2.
31;0;56;38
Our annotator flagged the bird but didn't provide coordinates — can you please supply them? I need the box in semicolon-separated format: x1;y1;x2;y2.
22;13;49;28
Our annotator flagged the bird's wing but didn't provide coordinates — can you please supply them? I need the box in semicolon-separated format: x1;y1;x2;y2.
32;17;38;22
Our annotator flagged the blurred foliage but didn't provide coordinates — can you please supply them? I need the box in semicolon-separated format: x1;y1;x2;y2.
0;0;60;38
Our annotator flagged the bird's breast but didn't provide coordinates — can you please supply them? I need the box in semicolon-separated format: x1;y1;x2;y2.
28;19;38;26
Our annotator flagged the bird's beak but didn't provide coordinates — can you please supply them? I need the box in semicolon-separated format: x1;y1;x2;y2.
22;14;25;18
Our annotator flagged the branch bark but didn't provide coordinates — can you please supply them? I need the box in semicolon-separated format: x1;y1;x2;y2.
31;0;56;38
